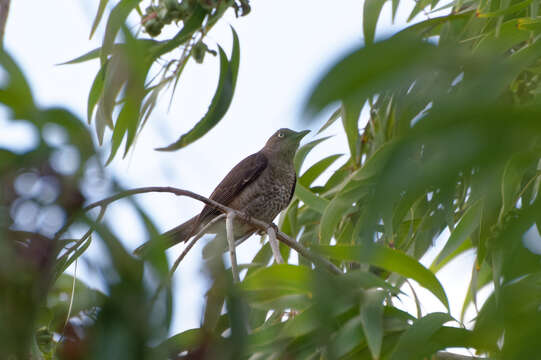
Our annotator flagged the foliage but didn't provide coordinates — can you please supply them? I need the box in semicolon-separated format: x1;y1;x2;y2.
3;0;541;359
64;0;246;162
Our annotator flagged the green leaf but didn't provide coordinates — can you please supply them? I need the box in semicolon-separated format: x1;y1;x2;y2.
299;154;343;187
313;244;450;310
342;99;362;164
90;0;109;39
434;200;482;265
87;62;107;124
304;35;434;116
363;0;387;45
241;264;312;293
60;47;102;65
101;0;139;65
150;6;207;59
318;107;342;133
389;312;453;360
477;0;532;17
295;183;329;214
319;195;353;244
360;289;385;360
153;329;205;356
157;28;240;151
293;136;332;173
430;237;473;274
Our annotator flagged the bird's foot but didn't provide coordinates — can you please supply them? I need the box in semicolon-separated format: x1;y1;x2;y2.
267;223;279;234
258;222;279;236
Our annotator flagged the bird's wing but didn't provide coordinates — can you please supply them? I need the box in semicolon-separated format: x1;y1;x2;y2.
288;176;296;205
197;152;268;224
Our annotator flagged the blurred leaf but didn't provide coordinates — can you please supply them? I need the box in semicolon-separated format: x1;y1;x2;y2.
319;195;353;244
389;312;453;360
242;264;312;293
90;0;109;39
313;244;450;309
157;28;240;151
434;200;482;265
305;34;435;115
360;289;385;359
87;62;107;124
100;0;139;65
363;0;387;45
342;99;362;164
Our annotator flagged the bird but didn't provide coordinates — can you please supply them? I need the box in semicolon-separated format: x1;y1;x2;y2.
134;128;310;257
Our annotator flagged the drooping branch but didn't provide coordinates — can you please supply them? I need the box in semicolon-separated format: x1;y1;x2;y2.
56;186;342;275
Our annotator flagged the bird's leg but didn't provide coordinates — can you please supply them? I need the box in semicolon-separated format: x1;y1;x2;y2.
267;224;284;264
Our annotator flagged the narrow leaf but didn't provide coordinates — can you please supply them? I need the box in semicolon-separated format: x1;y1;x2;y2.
293;136;332;173
299;154;343;187
317;107;342;133
363;0;387;45
313;244;450;310
157;28;240;151
295;183;329;214
389;312;454;360
360;289;385;359
90;0;109;39
87;62;107;124
434;200;482;265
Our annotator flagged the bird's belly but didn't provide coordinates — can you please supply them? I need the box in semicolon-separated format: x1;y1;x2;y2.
229;179;293;223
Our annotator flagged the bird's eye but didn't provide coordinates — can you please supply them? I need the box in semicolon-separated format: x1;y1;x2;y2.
277;132;284;138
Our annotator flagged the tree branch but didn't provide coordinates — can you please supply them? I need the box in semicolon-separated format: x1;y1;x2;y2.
56;186;342;275
433;352;487;360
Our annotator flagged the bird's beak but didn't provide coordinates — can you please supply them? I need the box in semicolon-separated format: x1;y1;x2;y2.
294;130;310;140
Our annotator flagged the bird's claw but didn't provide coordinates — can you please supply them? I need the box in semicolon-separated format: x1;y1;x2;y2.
266;223;279;235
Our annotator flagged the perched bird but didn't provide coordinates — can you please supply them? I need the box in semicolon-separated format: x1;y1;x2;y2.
134;128;310;257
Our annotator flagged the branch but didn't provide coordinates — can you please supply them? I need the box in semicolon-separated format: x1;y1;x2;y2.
57;186;342;274
433;352;488;360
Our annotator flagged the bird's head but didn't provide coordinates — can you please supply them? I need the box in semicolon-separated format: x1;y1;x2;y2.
263;128;310;161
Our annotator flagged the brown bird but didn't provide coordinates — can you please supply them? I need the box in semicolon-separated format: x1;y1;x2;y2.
134;128;310;257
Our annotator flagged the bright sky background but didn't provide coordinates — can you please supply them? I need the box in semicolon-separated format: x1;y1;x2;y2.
3;0;487;337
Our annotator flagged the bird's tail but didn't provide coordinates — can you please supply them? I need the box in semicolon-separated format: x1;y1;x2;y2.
133;215;199;258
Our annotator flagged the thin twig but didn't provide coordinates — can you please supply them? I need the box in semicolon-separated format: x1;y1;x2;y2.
169;213;226;276
267;226;284;264
226;213;239;282
56;186;342;274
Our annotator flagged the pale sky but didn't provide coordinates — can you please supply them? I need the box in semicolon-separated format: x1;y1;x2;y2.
3;0;485;336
